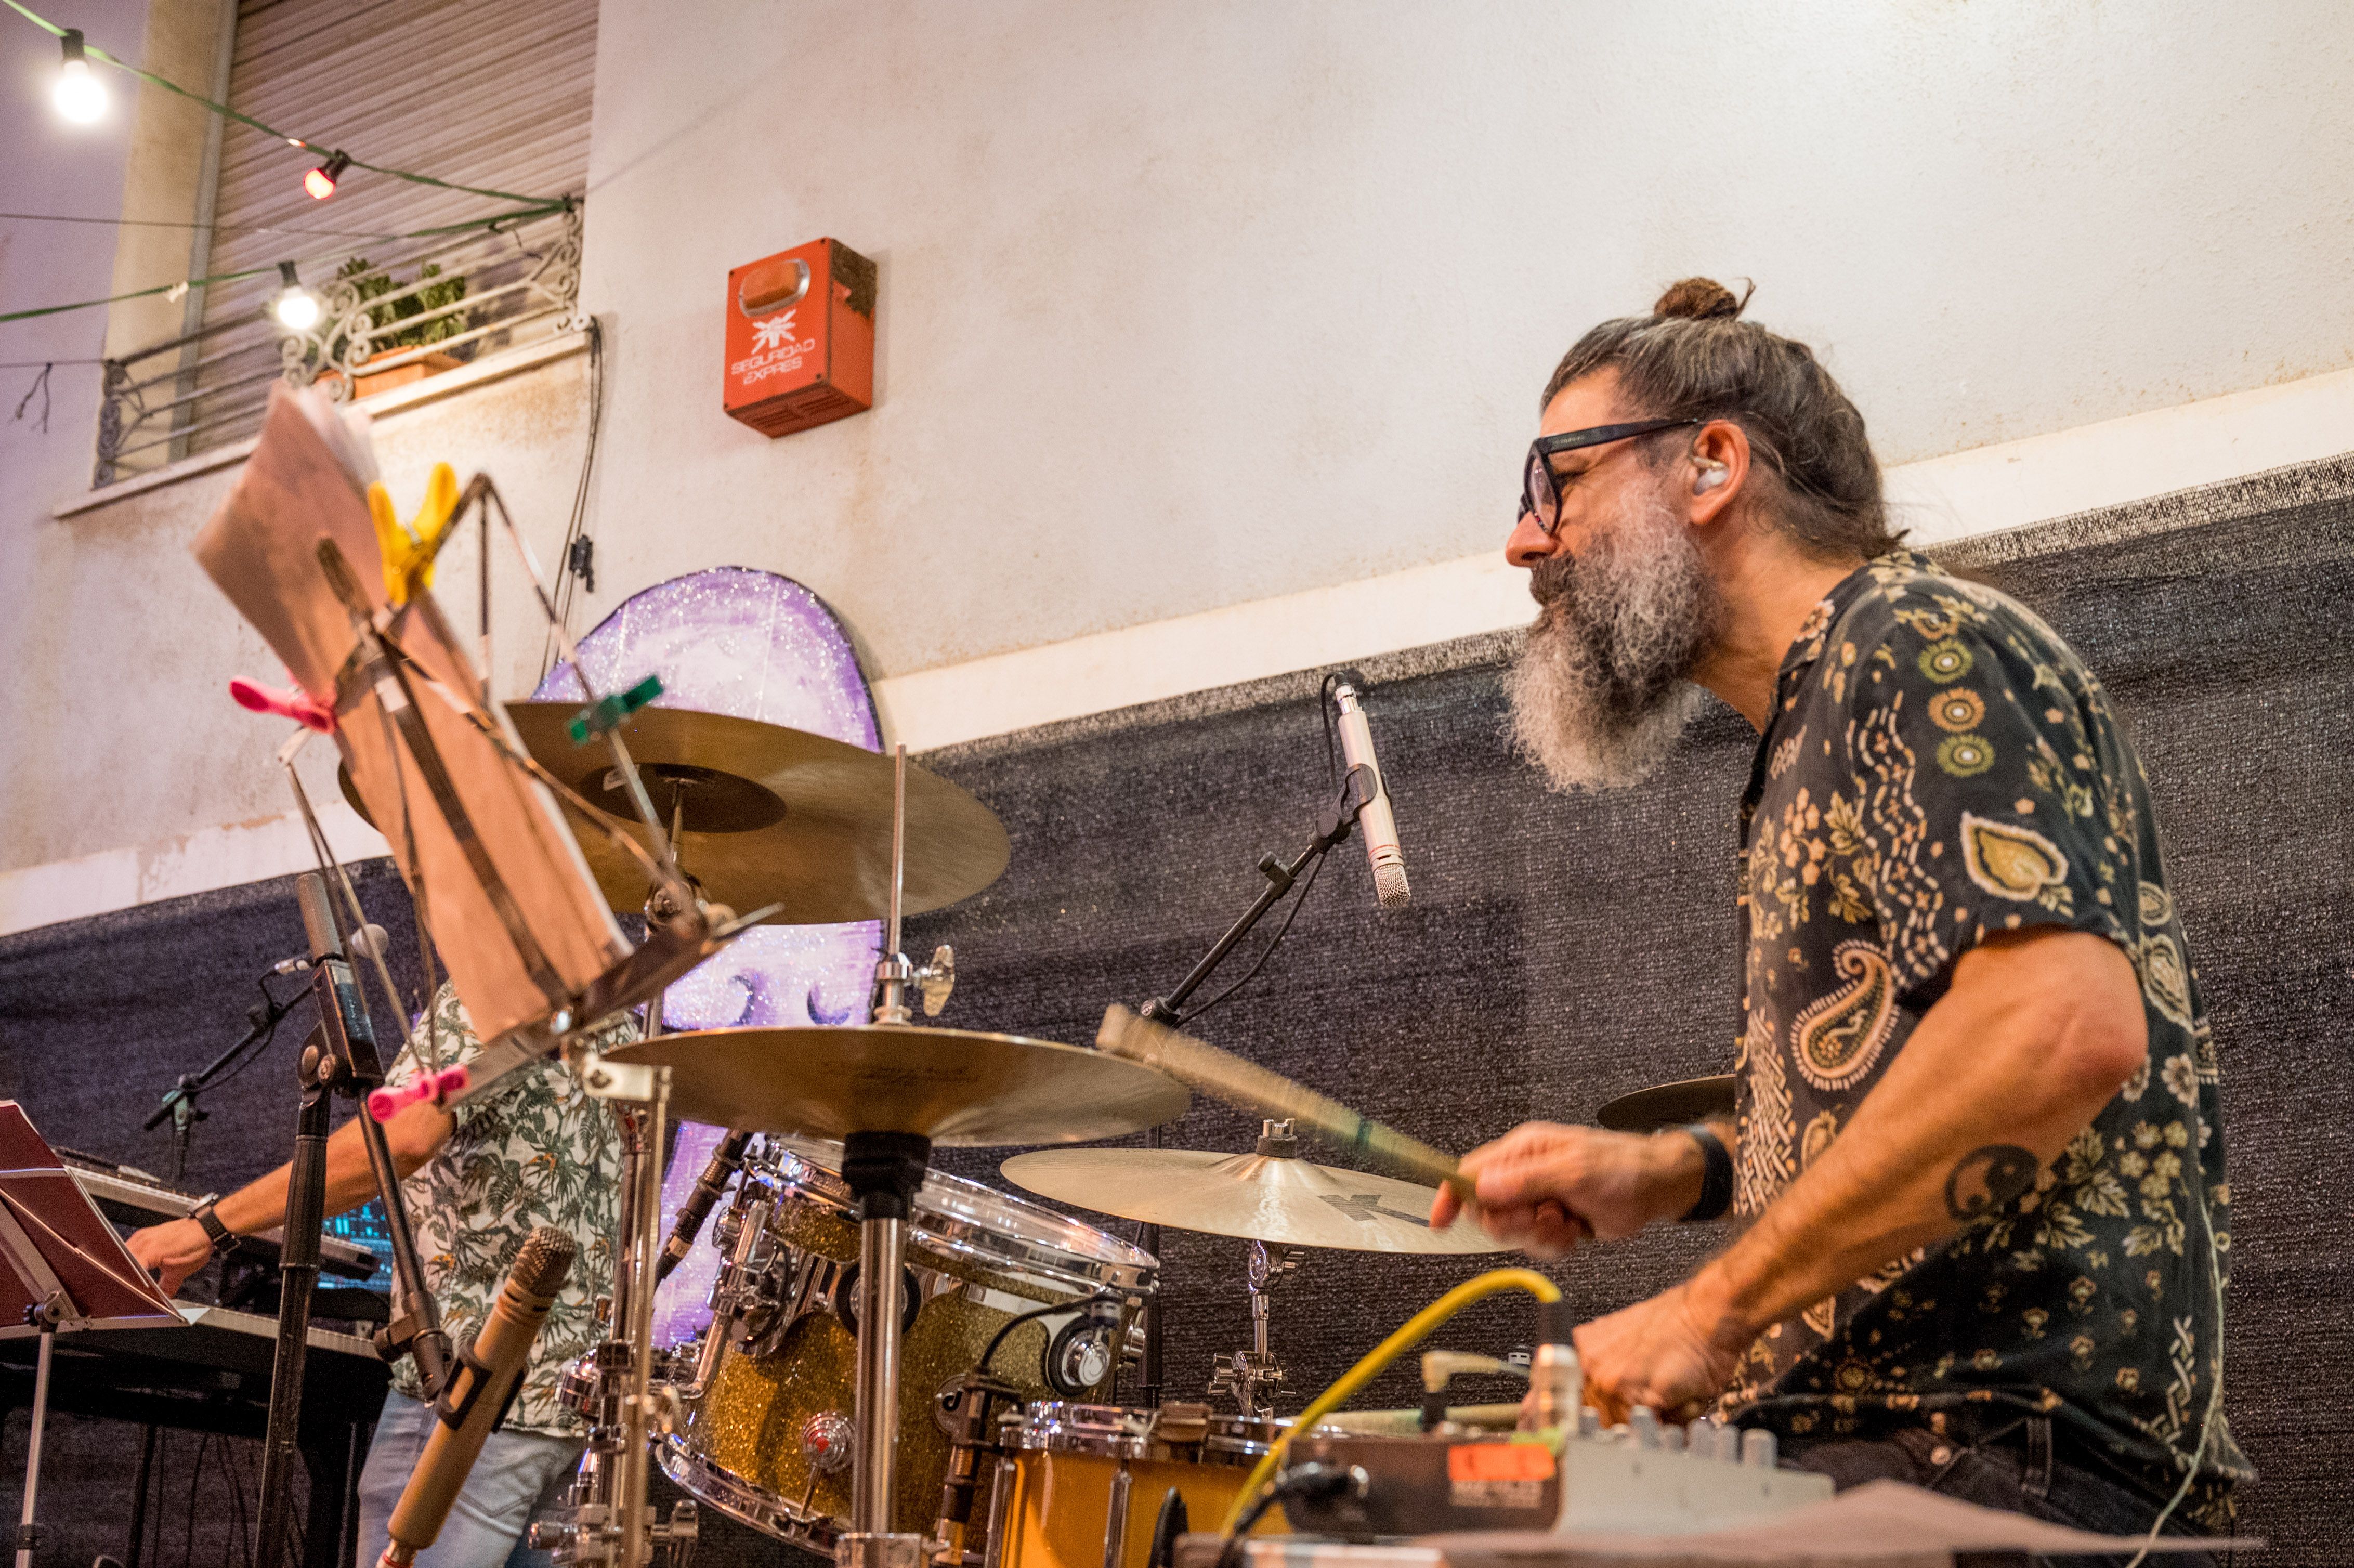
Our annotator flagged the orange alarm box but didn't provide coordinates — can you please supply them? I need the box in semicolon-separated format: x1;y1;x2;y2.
723;238;877;438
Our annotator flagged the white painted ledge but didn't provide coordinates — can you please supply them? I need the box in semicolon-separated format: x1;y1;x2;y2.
5;364;2350;937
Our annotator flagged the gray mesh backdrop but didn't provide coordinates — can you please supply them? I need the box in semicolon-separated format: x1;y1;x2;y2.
2;454;2348;1564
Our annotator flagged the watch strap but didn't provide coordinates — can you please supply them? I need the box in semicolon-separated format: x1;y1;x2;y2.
191;1196;234;1255
1677;1123;1734;1223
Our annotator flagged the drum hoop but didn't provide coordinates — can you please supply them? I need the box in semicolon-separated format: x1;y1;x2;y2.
762;1141;1159;1296
1012;1403;1289;1467
658;1433;838;1549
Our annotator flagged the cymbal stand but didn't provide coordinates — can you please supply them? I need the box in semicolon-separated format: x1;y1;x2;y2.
870;746;955;1026
1132;769;1374;1404
1211;1234;1303;1420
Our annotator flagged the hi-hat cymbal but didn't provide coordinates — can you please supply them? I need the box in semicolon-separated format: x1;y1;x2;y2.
1000;1146;1505;1255
1593;1075;1736;1134
343;702;1009;924
601;1026;1189;1147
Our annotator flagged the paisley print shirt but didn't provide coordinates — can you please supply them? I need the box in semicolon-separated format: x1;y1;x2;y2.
1724;551;2248;1520
382;986;632;1434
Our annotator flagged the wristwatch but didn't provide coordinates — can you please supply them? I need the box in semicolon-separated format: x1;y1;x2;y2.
190;1195;236;1257
1676;1124;1735;1223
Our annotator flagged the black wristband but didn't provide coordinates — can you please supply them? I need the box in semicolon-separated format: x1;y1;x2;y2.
1677;1124;1733;1223
191;1196;235;1256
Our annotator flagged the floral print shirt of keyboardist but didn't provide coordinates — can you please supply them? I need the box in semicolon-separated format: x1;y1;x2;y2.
382;985;632;1434
1723;550;2250;1521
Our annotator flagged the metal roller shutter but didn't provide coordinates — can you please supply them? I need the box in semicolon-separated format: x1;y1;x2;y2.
202;0;595;325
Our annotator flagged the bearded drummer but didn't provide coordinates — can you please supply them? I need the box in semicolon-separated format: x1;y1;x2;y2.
1429;279;2246;1549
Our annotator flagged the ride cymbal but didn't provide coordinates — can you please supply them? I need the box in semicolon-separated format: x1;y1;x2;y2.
1593;1074;1736;1134
603;1025;1189;1147
1000;1145;1503;1255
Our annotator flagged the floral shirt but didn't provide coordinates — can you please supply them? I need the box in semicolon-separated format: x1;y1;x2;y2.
382;986;631;1434
1724;551;2248;1521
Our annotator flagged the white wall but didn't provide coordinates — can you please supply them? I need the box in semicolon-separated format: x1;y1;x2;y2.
7;0;2354;931
578;0;2354;681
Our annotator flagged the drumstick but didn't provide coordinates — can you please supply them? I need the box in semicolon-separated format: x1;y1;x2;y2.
1096;1004;1477;1205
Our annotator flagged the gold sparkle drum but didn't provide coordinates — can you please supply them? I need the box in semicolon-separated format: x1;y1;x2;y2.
660;1138;1156;1550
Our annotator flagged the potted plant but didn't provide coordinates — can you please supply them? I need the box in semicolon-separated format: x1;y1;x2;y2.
321;256;472;397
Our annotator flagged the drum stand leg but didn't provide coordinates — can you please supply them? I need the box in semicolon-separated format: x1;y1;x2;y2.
838;1129;933;1568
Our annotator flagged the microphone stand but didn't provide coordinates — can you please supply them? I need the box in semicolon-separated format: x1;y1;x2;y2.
253;873;453;1568
144;979;305;1185
1131;766;1373;1407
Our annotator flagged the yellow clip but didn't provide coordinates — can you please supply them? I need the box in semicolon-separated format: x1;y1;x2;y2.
368;462;461;606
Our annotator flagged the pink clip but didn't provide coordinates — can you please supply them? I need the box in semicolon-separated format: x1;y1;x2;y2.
230;677;336;734
368;1064;470;1122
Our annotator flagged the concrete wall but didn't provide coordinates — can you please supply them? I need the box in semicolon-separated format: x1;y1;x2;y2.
578;0;2354;681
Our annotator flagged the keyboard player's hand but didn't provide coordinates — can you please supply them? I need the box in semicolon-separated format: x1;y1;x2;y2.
126;1219;212;1298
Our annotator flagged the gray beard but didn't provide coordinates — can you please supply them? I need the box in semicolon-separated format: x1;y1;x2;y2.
1503;486;1722;792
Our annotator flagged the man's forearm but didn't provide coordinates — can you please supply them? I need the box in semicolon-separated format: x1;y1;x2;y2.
1688;931;2144;1342
209;1114;429;1236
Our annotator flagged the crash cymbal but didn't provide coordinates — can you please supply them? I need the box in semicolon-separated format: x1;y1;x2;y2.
342;702;1009;924
601;1025;1189;1147
1593;1074;1736;1134
1000;1146;1505;1255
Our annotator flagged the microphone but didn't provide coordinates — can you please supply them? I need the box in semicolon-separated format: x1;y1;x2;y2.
271;922;388;975
1330;681;1409;909
656;1129;753;1285
380;1226;577;1566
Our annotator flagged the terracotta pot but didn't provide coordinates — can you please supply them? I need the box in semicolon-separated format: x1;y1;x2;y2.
316;348;464;399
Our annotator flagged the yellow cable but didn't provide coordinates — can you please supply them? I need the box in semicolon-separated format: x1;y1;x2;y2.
1218;1267;1562;1533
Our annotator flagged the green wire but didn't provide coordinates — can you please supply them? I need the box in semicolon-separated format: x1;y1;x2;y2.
0;203;571;325
3;0;563;208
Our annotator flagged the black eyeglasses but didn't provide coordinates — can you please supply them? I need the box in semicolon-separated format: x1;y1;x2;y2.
1519;417;1701;538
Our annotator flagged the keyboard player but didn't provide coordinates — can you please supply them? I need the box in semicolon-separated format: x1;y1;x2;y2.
126;985;634;1568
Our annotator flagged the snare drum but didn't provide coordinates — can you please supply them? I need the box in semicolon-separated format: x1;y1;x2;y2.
987;1404;1289;1568
661;1139;1156;1550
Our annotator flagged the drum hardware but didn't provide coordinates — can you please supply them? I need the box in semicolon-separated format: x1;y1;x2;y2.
1209;1237;1302;1420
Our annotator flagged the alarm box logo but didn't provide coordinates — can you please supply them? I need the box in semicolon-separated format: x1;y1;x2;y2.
750;311;797;352
733;307;818;386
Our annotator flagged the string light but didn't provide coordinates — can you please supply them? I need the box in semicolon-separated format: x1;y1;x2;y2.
304;151;350;201
52;28;106;123
270;261;321;331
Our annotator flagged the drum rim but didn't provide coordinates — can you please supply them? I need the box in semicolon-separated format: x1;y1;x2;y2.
761;1136;1160;1294
1012;1401;1293;1465
657;1432;839;1548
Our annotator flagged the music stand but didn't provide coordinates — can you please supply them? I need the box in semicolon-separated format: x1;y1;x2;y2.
0;1102;182;1568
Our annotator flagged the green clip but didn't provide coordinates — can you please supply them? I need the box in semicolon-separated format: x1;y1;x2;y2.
567;674;664;746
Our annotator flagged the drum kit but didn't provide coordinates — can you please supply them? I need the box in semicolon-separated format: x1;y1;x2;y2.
413;702;1508;1568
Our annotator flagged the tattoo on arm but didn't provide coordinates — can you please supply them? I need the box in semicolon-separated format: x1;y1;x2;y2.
1944;1145;2038;1222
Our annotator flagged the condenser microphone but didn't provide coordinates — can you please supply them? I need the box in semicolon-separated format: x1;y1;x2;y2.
270;922;388;975
380;1226;577;1566
1331;680;1409;909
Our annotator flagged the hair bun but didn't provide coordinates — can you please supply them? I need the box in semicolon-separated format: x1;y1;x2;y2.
1652;277;1749;321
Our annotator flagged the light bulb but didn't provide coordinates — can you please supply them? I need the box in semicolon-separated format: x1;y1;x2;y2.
304;151;350;201
274;289;322;331
271;260;321;331
53;32;108;124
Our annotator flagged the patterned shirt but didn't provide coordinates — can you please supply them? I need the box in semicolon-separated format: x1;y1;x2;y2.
382;986;631;1434
1724;551;2248;1519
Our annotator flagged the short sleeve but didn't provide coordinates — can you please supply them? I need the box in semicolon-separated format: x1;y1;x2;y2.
1841;597;2135;1001
384;982;492;1128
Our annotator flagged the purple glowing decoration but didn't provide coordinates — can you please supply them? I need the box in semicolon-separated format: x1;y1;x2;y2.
535;567;883;1346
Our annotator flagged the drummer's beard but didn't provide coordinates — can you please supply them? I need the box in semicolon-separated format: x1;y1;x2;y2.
1505;484;1722;792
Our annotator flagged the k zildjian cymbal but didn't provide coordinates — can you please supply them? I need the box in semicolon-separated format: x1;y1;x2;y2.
343;703;1010;924
1593;1074;1736;1134
1000;1145;1506;1255
603;1025;1191;1147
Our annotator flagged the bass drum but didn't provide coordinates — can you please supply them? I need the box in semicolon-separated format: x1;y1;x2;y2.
661;1138;1156;1550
